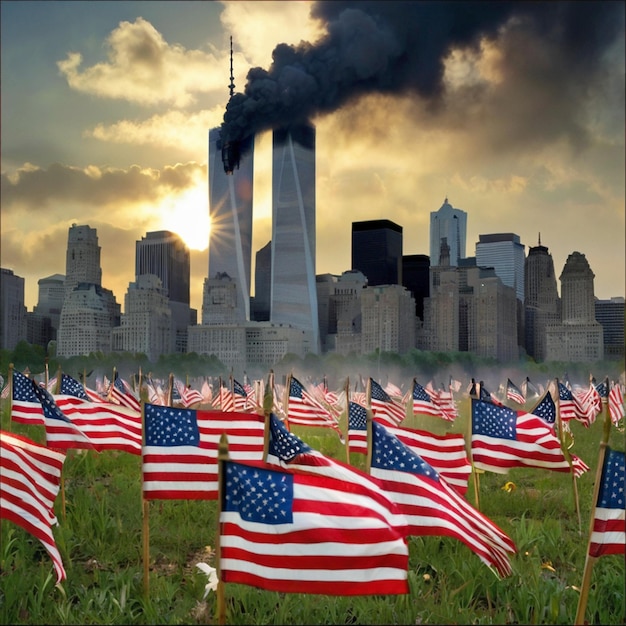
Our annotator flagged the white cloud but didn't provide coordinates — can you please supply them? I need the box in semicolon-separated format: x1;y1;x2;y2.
57;17;228;107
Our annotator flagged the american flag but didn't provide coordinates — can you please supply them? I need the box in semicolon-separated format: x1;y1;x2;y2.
608;383;625;426
434;386;458;421
369;378;406;427
506;379;525;405
347;401;369;455
266;414;408;531
53;374;142;455
522;377;541;400
557;382;587;423
479;382;503;406
287;376;340;431
588;448;625;557
142;404;265;500
109;374;141;412
595;379;609;400
370;421;516;578
232;379;248;411
218;383;235;412
382;424;472;496
574;384;601;426
411;380;441;417
530;391;556;425
31;383;94;450
471;400;589;478
10;370;45;424
175;379;204;408
1;431;67;584
219;458;410;596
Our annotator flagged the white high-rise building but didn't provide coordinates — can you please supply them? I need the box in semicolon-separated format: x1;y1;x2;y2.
111;274;172;362
429;198;467;267
57;283;120;357
270;124;319;352
206;127;254;323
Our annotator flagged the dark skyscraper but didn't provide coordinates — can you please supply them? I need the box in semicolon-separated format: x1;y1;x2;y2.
252;240;271;322
351;219;403;286
402;254;430;320
135;231;190;305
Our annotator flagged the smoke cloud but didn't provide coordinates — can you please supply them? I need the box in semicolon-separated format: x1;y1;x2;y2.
221;1;623;144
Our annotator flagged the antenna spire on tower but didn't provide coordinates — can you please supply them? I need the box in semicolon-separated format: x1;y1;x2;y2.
229;36;235;97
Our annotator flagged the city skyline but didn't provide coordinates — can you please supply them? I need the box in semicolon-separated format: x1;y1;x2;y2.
2;1;624;313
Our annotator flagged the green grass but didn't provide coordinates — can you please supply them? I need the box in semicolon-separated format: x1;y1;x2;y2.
1;400;624;624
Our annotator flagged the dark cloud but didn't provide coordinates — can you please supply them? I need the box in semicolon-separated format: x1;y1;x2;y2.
1;162;206;212
221;1;624;155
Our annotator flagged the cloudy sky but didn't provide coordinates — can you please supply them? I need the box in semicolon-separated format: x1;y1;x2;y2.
2;1;624;313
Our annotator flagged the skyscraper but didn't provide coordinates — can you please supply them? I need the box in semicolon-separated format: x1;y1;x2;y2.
64;224;102;297
524;237;560;361
475;233;525;302
251;240;271;322
402;254;430;320
206;127;254;323
429;198;467;267
351;219;403;286
57;225;120;357
0;268;27;350
136;230;191;352
545;251;604;362
136;231;190;305
270;123;319;352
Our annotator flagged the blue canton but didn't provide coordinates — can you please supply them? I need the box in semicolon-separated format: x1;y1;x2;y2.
472;399;517;440
233;379;247;397
371;422;439;480
348;402;367;431
370;379;391;403
12;370;39;402
224;461;294;524
32;383;72;423
144;404;199;446
60;374;89;400
531;392;556;425
595;381;608;398
558;382;573;401
269;414;311;461
597;449;625;510
289;377;305;399
413;381;433;403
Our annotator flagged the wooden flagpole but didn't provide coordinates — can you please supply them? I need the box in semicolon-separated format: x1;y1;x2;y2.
554;378;582;533
344;377;350;464
467;396;481;510
262;371;273;461
215;433;230;626
7;363;14;433
141;401;150;597
284;372;292;432
574;408;613;625
55;363;67;521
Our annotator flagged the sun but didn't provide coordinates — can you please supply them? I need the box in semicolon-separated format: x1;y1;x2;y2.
159;182;210;251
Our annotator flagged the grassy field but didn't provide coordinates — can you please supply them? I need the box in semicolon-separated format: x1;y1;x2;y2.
1;397;624;625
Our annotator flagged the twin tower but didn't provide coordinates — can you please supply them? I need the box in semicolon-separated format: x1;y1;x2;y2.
206;124;319;351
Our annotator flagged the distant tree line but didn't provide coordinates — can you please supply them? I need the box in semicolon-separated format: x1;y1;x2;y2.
1;340;623;391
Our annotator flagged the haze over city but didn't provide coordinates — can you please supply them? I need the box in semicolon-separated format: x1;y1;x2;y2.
2;1;624;314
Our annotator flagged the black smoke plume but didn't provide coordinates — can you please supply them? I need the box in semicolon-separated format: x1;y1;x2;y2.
220;1;623;145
